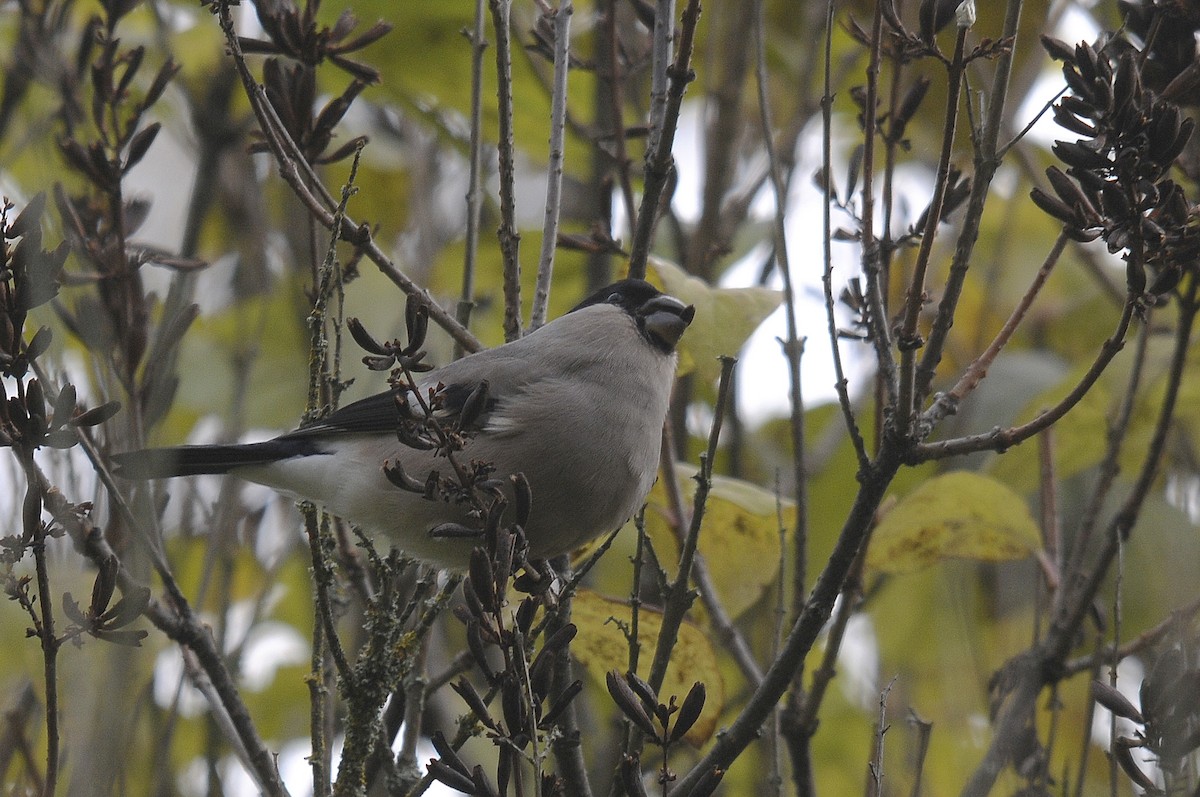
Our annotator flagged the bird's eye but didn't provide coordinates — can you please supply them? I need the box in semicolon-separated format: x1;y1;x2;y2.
606;292;622;304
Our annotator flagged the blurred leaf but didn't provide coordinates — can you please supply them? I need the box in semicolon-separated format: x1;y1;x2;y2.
637;462;795;619
867;471;1041;573
571;590;724;745
647;258;782;381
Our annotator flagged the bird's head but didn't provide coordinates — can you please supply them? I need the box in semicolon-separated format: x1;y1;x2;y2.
570;279;695;354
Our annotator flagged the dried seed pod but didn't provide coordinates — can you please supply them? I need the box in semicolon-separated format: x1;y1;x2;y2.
462;578;486;620
511;473;532;528
1148;105;1181;156
457;379;490;431
1075;42;1099;81
24;326;51;362
428;522;481;539
1091;74;1115;113
347;316;389;355
1053;140;1111;170
606;670;658;738
466;621;497;681
451;678;497;730
428;759;475;794
890;76;931;142
1046;166;1098;221
1053;103;1098;137
501;673;529;740
1062;229;1097;245
1111;52;1140;118
1040;34;1075;63
1060;94;1098;119
515;598;538;634
625;671;660;717
468;548;497;613
382;460;426;492
471;765;499;797
430;731;471;781
123;122;161;174
1155;117;1194;168
1091;679;1145;724
1030;187;1082;226
539;679;583;728
405;295;429;352
69;400;120;428
1100;184;1132;219
51;382;75;426
669;682;707;743
25;378;45;424
1114;743;1161;793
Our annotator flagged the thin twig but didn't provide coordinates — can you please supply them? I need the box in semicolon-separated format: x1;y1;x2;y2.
914;0;1027;405
914;301;1133;461
858;1;900;412
921;229;1069;428
489;0;523;341
673;443;905;796
896;25;968;436
865;677;896;797
753;0;809;622
656;447;764;687
628;0;702;279
546;557;593;797
646;356;737;696
532;0;573;330
820;0;869;473
602;0;638;236
458;0;490;352
1062;593;1200;677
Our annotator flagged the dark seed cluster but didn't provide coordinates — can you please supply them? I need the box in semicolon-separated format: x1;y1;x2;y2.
1033;34;1199;298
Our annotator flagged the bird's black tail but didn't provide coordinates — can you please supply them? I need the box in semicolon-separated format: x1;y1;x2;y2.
112;439;322;479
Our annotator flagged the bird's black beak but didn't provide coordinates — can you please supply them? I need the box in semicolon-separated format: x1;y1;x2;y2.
641;295;695;352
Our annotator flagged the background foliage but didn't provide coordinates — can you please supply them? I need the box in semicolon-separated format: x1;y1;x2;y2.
0;0;1197;795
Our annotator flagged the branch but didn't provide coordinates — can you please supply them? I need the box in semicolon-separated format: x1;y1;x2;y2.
914;0;1026;404
489;0;523;341
920;229;1069;428
896;25;968;436
914;299;1133;461
213;1;481;353
628;0;702;278
673;444;904;795
531;0;573;331
458;0;490;348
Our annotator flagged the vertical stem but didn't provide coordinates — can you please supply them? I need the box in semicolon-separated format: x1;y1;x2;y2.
25;463;57;797
820;0;869;472
459;0;489;352
896;26;967;436
915;0;1026;402
858;0;899;411
532;1;573;330
628;0;702;278
489;0;523;340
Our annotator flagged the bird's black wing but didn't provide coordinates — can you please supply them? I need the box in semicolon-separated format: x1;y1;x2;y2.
283;380;498;439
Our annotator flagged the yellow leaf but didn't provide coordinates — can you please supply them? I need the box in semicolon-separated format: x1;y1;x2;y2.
647;259;782;381
866;471;1041;573
571;591;724;745
641;463;793;619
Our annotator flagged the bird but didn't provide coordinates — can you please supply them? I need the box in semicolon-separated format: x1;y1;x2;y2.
112;279;695;569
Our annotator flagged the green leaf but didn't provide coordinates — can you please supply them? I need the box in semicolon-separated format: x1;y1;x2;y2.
647;258;782;382
866;471;1041;573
